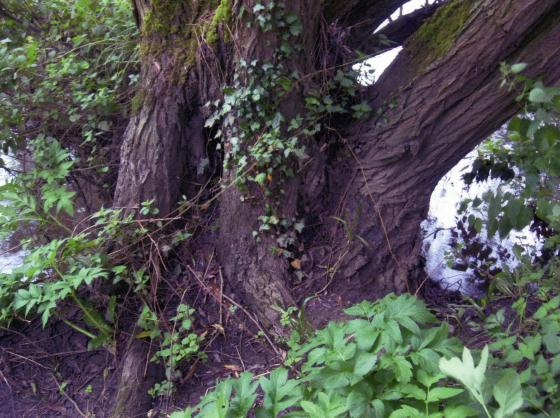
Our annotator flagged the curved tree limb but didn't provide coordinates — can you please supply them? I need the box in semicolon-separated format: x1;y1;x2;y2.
331;0;560;294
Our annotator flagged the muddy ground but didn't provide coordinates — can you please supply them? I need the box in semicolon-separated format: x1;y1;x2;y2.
0;269;493;418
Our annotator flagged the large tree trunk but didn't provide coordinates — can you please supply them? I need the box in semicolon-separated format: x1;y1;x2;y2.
332;0;560;296
115;0;560;318
112;0;560;414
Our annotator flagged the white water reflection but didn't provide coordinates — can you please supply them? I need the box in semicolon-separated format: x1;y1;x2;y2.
0;154;25;273
422;148;539;293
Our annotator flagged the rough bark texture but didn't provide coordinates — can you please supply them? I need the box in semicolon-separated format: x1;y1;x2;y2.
115;0;560;323
217;0;323;328
331;0;560;295
111;0;560;413
110;339;161;418
114;0;217;214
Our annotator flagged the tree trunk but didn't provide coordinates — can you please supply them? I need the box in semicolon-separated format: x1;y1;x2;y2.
115;0;560;317
112;0;560;414
110;339;161;418
333;0;560;295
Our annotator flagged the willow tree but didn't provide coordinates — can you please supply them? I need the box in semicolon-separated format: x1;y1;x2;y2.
110;0;560;415
116;0;560;320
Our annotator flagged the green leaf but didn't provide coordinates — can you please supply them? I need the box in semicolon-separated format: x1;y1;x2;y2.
529;87;552;103
510;63;528;74
442;405;479;418
353;352;377;376
400;383;426;401
493;370;523;418
427;387;464;402
169;409;193;418
439;346;488;409
300;401;323;417
389;405;423;418
544;334;560;354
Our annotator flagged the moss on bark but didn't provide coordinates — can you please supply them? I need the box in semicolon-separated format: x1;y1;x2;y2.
205;0;232;44
407;0;474;73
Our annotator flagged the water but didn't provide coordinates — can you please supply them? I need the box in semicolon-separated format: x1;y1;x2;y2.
421;149;539;293
0;154;26;273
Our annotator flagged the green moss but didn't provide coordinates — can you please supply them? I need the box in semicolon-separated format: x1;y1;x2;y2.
131;88;145;115
138;0;211;84
408;0;474;73
205;0;232;45
142;1;186;38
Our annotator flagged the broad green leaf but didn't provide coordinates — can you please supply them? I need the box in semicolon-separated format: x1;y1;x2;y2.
427;387;464;402
439;346;488;409
493;370;523;418
529;87;552;103
442;405;480;418
353;352;377;376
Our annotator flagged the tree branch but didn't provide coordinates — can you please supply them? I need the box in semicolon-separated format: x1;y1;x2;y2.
360;2;442;55
329;0;560;291
356;0;560;199
325;0;407;42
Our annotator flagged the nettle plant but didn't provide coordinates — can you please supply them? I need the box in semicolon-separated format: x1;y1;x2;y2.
168;294;537;418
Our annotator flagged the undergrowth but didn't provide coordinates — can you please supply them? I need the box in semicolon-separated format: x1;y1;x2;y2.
170;293;560;417
0;0;558;415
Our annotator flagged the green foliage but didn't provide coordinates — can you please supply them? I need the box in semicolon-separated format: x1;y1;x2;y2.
457;69;560;300
142;304;205;397
476;295;560;415
206;2;371;247
439;346;523;418
0;0;146;352
464;74;560;240
169;292;560;417
0;138;75;235
0;0;137;172
170;294;471;417
0;139;163;349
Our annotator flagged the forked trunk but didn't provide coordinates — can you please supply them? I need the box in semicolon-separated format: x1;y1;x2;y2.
112;0;560;412
115;0;560;322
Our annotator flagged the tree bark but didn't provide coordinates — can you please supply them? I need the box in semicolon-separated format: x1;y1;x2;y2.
110;339;161;418
331;0;560;295
115;0;560;315
111;0;560;415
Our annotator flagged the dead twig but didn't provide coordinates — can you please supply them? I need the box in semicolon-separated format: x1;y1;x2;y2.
50;373;89;418
187;266;282;357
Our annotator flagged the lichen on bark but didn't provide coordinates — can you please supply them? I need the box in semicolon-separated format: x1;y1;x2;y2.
138;0;207;84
